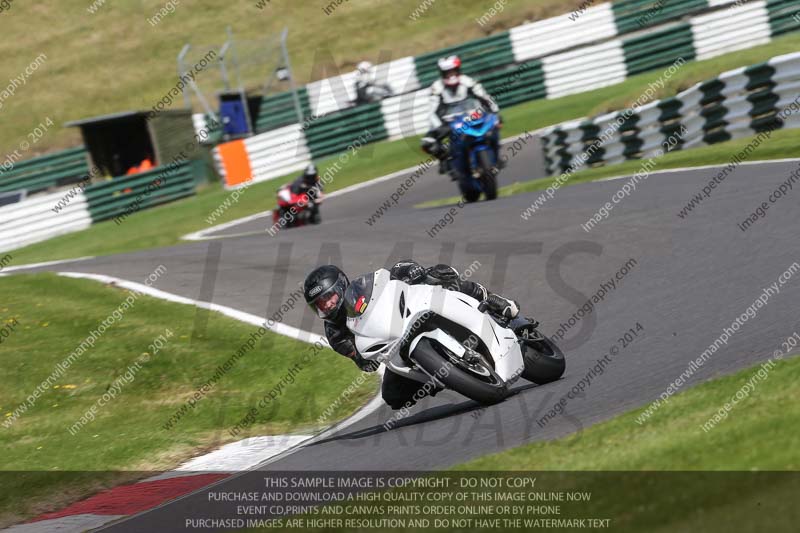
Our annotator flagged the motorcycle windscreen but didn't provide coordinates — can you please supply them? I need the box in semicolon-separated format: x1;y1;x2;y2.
344;272;375;318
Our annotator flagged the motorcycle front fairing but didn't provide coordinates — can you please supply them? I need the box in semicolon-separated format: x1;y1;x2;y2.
345;269;524;385
447;111;500;181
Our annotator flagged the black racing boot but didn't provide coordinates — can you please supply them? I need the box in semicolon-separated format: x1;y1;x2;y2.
439;157;452;176
479;293;520;320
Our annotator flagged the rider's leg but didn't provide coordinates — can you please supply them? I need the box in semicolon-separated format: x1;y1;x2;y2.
426;264;520;320
308;201;321;224
491;128;505;169
421;126;455;176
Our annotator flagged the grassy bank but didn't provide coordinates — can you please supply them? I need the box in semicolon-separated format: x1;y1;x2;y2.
0;273;377;526
460;355;800;471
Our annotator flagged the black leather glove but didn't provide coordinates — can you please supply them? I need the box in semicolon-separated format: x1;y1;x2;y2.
352;353;380;372
390;260;427;284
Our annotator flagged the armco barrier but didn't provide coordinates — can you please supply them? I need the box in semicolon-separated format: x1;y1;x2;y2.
414;33;515;88
623;23;696;75
539;51;800;175
253;0;751;135
0;189;92;253
769;0;800;35
305;102;388;159
0;146;89;195
254;88;312;133
84;162;197;223
542;39;628;99
214;124;311;187
690;1;772;61
381;88;432;140
510;4;618;62
613;0;708;34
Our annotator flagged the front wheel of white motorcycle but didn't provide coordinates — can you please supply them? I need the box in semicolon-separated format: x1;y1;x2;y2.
412;338;507;405
520;335;566;385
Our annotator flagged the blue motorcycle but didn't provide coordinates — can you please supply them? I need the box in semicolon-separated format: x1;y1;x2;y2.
443;98;501;202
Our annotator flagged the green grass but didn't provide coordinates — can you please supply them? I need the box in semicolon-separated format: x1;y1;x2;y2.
245;355;800;533
0;0;582;157
0;273;378;526
8;32;800;266
461;355;800;471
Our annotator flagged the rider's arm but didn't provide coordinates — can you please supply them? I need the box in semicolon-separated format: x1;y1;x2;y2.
323;319;379;372
289;176;304;195
390;261;488;302
463;75;500;114
324;319;357;357
425;264;488;301
428;82;445;130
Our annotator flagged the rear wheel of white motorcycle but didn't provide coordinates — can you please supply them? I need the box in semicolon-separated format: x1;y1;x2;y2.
477;150;498;201
412;338;507;405
520;334;565;385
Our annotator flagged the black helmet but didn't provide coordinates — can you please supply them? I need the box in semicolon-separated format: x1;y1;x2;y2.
301;163;319;188
304;265;349;319
303;163;318;178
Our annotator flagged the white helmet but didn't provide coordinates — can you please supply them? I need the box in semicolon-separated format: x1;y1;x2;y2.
437;55;462;87
356;61;373;75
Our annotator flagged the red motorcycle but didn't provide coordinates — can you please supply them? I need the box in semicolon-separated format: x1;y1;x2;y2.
270;184;322;233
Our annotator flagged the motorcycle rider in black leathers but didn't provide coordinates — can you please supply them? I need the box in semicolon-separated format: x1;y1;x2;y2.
289;163;323;224
303;261;520;410
420;55;503;179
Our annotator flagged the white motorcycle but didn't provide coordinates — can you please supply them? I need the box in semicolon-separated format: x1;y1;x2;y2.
345;269;565;404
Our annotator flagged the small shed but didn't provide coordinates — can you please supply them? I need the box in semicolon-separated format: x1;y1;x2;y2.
65;110;197;178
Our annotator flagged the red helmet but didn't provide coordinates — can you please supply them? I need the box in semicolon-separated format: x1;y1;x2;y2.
437;55;462;87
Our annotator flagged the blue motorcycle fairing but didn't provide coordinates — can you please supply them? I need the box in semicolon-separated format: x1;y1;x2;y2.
448;110;500;191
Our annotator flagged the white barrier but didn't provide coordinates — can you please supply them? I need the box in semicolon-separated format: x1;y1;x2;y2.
381;88;431;140
542;39;628;99
690;1;772;61
244;123;311;184
306;56;420;118
510;3;618;62
0;190;92;253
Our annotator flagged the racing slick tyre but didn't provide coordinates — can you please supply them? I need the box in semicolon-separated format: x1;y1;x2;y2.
520;333;566;385
477;150;498;201
462;189;481;203
412;338;507;405
459;177;481;203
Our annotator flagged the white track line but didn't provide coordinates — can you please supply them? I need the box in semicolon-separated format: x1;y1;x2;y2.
593;157;800;183
0;256;95;273
57;271;321;344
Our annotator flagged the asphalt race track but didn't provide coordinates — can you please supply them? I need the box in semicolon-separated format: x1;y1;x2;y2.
14;142;800;531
